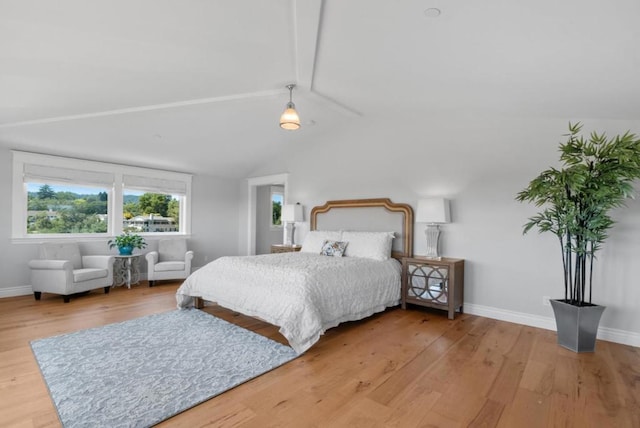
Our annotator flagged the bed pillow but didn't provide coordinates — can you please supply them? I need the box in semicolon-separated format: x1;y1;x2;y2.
300;230;343;253
342;231;395;261
320;240;348;257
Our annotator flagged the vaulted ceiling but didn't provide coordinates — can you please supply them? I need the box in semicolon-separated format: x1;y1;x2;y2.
1;0;639;177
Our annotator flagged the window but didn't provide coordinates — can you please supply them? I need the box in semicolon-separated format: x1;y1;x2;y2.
12;151;192;241
122;173;188;234
270;186;284;228
122;191;181;233
26;183;109;234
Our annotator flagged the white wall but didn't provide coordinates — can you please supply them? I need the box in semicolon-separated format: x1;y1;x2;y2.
189;172;243;264
0;147;242;295
0;149;37;293
243;115;640;344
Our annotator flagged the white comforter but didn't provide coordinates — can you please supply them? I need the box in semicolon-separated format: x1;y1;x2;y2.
176;252;401;354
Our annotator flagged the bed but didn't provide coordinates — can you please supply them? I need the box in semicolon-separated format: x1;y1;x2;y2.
176;198;413;354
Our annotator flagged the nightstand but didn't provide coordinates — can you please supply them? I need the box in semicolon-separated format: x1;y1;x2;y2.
270;244;302;254
401;256;465;319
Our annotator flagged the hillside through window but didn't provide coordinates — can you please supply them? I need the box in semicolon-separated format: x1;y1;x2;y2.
26;183;109;234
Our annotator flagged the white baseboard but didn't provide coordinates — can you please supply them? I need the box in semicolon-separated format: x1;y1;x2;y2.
0;271;192;299
464;303;640;348
464;303;556;331
0;285;33;298
597;325;640;348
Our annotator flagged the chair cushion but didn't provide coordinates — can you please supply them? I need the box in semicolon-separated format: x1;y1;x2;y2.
73;268;108;282
40;243;83;270
154;261;186;272
158;239;187;262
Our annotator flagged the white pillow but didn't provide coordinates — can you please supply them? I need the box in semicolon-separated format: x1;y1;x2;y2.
342;231;395;261
300;230;343;253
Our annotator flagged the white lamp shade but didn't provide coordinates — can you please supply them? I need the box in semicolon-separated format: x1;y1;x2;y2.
282;204;304;222
416;198;451;223
280;105;300;130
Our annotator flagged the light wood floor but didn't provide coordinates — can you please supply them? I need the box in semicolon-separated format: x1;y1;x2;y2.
0;283;638;427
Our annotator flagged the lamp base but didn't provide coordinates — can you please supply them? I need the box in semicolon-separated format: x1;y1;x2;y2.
424;224;442;259
284;223;296;246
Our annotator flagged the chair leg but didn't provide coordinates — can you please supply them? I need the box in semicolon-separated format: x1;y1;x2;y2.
63;295;71;303
149;280;155;287
34;291;41;301
104;286;110;294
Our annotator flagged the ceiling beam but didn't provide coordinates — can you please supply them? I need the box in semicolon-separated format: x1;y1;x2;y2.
294;0;323;91
0;89;283;128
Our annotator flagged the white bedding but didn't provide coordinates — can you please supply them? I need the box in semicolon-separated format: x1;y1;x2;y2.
176;252;401;354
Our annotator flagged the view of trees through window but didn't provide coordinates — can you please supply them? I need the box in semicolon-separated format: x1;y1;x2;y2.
123;190;180;233
271;190;283;227
27;183;180;234
27;184;109;234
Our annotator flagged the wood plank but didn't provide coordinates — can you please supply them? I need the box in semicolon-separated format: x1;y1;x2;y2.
547;354;588;427
367;315;484;405
318;397;392;428
468;399;504;428
577;342;634;426
605;341;640;427
518;330;558;397
382;383;443;427
418;410;463;427
487;325;536;405
426;319;522;424
497;388;550;428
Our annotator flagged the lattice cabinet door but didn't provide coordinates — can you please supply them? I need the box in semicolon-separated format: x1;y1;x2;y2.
401;257;465;319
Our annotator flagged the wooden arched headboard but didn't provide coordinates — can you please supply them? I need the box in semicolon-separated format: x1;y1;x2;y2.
310;198;413;259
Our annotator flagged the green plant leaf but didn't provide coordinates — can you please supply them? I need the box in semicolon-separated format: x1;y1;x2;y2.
516;122;640;305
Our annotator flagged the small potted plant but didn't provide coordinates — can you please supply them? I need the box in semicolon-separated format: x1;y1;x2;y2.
516;123;640;352
108;231;147;255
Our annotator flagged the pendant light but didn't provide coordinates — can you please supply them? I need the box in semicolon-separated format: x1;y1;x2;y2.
279;84;301;130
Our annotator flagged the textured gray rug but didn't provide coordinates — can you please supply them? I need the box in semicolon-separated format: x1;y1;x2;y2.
31;309;297;428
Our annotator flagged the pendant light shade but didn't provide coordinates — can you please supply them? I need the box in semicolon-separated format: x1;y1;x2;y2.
280;84;300;130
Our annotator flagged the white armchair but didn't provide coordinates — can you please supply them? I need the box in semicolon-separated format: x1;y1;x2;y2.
29;242;115;303
146;239;194;287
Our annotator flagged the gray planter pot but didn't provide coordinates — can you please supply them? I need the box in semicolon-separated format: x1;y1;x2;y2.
550;299;606;352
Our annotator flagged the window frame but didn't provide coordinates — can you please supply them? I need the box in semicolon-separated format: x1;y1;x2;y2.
11;151;192;242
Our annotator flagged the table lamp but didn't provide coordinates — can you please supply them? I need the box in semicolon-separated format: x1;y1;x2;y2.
282;203;304;245
416;198;451;260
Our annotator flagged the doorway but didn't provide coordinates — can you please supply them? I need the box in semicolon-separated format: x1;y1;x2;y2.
254;185;284;254
246;173;289;255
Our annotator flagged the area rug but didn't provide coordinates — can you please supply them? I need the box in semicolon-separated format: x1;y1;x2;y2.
31;309;298;428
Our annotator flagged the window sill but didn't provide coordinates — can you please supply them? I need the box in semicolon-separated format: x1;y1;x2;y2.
12;233;192;244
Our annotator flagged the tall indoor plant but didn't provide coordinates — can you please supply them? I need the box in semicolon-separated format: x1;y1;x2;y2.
516;123;640;352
